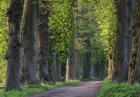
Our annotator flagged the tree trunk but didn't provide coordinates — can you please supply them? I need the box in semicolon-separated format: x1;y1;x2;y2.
50;52;57;82
108;58;113;79
82;39;91;80
128;0;140;84
38;0;50;81
50;52;61;81
112;0;132;82
5;0;23;91
66;58;73;81
107;45;113;79
69;0;80;80
20;0;39;83
56;52;62;81
76;50;80;79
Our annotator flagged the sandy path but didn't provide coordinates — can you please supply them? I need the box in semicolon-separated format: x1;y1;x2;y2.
29;81;102;97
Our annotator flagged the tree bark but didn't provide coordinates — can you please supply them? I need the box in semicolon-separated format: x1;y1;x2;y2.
20;0;39;83
108;58;113;79
70;0;80;80
128;0;140;84
66;58;73;81
38;0;50;81
56;52;62;81
82;39;91;80
112;0;132;82
5;0;23;91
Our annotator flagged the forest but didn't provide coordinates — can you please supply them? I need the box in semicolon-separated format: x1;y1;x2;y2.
0;0;140;97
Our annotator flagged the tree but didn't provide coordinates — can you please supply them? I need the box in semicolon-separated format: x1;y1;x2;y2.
112;0;132;82
38;0;50;81
66;58;73;81
20;0;39;83
94;0;116;79
48;0;72;81
82;38;91;79
65;0;76;81
79;0;94;80
50;52;61;81
71;0;80;80
5;0;23;91
128;0;140;84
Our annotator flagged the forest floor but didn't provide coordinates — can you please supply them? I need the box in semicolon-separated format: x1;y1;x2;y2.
28;81;102;97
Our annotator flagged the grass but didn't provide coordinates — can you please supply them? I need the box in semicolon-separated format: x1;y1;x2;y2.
0;80;80;97
97;79;140;97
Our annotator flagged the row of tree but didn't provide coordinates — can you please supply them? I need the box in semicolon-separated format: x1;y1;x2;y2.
5;0;107;91
110;0;140;85
5;0;140;91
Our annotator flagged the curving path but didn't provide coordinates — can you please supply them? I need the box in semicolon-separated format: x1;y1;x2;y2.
29;81;102;97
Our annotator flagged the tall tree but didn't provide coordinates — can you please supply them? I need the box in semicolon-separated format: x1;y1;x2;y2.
50;52;61;81
5;0;23;91
66;57;73;81
66;0;79;80
48;0;72;81
70;0;80;80
128;0;140;84
112;0;132;82
20;0;39;83
82;38;91;79
73;0;81;80
38;0;50;81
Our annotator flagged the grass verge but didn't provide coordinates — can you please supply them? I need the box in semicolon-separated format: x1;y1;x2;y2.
97;79;140;97
0;80;80;97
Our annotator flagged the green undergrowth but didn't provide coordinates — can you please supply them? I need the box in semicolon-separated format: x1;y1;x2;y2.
97;79;140;97
0;80;80;97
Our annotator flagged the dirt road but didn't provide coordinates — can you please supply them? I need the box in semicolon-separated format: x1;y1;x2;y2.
29;81;102;97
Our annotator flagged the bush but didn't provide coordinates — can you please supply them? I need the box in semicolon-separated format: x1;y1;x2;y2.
97;80;140;97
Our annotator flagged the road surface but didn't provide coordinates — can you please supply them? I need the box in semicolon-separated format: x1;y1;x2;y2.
29;81;102;97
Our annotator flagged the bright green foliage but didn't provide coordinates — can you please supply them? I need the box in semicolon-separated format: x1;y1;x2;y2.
91;0;116;70
95;0;116;57
77;0;115;66
0;0;8;87
0;80;80;97
49;0;72;52
0;0;117;85
97;79;140;97
48;0;113;76
92;35;107;65
48;0;72;67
